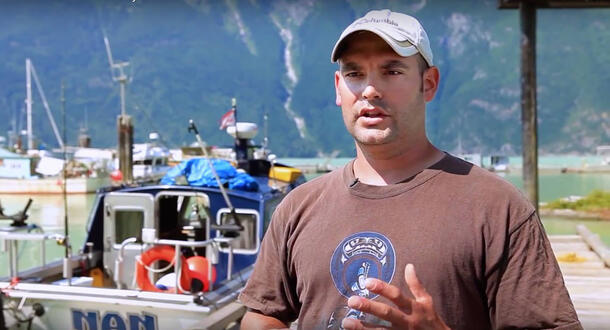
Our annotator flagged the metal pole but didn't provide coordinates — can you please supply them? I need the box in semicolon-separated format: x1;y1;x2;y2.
61;81;68;256
120;79;126;117
520;1;539;211
227;244;233;281
26;58;33;150
9;240;18;279
175;244;182;292
61;81;71;285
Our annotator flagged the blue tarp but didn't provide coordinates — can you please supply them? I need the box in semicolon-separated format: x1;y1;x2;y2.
161;158;258;192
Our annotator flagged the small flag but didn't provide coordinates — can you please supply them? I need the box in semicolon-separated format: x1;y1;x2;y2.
219;109;236;130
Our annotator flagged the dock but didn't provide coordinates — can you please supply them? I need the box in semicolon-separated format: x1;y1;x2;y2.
550;225;610;328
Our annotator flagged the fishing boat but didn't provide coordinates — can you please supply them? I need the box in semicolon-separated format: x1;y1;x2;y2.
112;132;172;183
487;154;510;172
0;59;112;194
0;120;305;329
0;148;111;195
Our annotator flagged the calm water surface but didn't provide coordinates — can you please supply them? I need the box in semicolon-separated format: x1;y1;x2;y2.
1;164;609;277
1;194;96;277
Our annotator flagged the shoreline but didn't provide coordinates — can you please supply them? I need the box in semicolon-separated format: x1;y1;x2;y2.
540;208;610;221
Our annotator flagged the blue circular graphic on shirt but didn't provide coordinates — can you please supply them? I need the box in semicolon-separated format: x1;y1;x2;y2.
330;231;396;299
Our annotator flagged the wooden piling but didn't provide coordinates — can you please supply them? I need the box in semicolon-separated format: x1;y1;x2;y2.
117;114;133;184
499;0;610;210
520;1;539;211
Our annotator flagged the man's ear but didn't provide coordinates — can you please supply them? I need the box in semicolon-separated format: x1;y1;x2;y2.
335;71;342;106
423;66;440;102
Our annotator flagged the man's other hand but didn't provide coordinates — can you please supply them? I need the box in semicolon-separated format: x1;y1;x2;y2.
342;264;450;330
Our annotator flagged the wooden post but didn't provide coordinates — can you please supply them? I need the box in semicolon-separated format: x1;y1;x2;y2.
520;2;539;211
117;114;133;184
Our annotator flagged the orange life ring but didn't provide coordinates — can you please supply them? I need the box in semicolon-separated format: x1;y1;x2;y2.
185;256;217;292
135;245;192;293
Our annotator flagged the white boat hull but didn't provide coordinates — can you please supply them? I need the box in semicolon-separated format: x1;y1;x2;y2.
1;282;243;329
0;177;110;194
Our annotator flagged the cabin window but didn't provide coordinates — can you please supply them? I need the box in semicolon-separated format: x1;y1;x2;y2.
114;210;144;243
179;195;211;227
217;209;259;254
155;192;211;242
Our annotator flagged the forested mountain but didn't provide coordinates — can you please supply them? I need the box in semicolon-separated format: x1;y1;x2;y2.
1;0;608;157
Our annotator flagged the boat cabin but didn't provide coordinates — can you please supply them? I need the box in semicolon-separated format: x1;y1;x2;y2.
88;171;293;292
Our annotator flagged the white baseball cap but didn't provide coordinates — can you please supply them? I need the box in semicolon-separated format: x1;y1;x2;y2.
331;9;434;67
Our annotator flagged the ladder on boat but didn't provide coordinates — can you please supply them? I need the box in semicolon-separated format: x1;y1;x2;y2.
549;225;610;328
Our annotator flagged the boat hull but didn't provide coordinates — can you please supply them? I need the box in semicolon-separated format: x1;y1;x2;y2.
0;177;110;194
1;282;243;330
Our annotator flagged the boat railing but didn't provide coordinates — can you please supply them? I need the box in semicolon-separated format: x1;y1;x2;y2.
0;231;66;279
116;235;235;293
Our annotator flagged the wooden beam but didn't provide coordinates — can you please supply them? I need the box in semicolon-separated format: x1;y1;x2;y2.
117;114;133;184
520;1;539;210
499;0;610;9
577;224;610;267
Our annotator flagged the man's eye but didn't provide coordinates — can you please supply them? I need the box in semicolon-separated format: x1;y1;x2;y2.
345;72;362;78
387;70;402;75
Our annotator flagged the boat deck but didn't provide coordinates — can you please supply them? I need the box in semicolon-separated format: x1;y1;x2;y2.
550;225;610;329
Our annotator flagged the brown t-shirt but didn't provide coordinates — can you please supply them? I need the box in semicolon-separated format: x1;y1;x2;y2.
239;154;581;329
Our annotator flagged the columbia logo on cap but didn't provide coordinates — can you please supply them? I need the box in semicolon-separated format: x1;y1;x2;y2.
330;9;434;67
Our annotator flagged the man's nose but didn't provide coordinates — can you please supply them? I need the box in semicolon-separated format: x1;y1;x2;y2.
362;82;382;100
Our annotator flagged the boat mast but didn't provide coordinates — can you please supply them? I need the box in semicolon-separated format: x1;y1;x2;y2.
25;59;33;149
104;36;130;117
61;80;72;285
61;81;68;247
25;58;65;150
104;34;133;183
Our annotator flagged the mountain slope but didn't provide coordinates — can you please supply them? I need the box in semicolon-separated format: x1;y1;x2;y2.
0;0;608;156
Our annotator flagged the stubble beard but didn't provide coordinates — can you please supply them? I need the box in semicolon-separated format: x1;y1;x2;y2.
350;86;426;148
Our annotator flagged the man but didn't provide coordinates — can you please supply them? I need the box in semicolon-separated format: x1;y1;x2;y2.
239;9;581;330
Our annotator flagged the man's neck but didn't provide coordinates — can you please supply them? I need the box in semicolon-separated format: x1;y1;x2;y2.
353;141;444;186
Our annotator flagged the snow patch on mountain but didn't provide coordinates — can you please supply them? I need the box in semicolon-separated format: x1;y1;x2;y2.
225;0;257;55
270;0;315;139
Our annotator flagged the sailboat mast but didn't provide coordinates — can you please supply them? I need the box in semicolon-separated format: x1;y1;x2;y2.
61;81;69;258
26;58;33;150
61;81;72;285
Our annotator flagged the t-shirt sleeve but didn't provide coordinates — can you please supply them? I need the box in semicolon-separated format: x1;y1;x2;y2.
238;201;300;323
487;212;582;329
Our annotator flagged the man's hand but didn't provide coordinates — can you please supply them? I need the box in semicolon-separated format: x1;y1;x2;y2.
342;264;450;330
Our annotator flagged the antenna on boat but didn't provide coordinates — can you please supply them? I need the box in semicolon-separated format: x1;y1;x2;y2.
263;111;269;152
61;81;72;285
188;119;243;234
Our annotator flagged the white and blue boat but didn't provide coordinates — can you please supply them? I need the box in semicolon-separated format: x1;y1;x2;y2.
0;121;305;329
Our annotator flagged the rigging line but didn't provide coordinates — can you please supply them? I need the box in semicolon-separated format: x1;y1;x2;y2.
130;99;171;147
29;61;64;149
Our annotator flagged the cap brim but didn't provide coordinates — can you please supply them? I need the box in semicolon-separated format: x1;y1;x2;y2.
331;27;419;62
